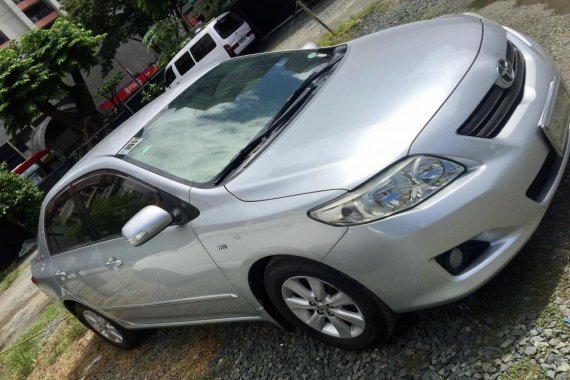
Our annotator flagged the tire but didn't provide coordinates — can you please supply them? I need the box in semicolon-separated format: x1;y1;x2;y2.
74;303;142;349
264;257;395;349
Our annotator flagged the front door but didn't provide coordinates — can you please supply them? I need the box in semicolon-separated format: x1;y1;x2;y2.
75;171;255;324
45;190;138;322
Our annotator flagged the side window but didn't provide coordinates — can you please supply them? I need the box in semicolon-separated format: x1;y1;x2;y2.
190;34;216;63
46;192;91;255
174;52;196;76
77;174;160;240
164;66;176;87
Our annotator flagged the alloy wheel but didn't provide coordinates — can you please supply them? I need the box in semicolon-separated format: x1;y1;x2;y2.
281;276;365;338
83;310;124;344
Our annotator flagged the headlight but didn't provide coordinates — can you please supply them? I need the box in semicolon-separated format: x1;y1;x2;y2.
309;156;464;226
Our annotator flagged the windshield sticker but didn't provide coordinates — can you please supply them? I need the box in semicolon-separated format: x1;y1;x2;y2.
118;137;143;155
141;146;153;155
307;52;317;59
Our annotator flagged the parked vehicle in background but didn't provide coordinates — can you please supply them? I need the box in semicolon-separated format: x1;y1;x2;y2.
164;12;255;89
32;14;569;350
11;150;71;194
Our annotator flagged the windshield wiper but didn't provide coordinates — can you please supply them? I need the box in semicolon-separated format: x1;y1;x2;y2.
213;48;346;186
268;50;346;128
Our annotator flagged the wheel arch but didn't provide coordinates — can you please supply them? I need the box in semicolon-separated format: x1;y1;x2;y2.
247;255;296;330
247;254;396;333
62;299;79;317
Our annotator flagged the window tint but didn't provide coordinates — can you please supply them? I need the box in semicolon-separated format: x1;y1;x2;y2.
164;67;176;87
190;34;216;63
77;174;160;239
174;52;196;76
214;13;245;39
46;193;91;254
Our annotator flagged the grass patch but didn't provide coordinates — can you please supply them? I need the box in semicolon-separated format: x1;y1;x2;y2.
0;261;24;294
0;303;71;379
0;267;21;294
44;317;86;365
501;360;547;380
318;1;390;46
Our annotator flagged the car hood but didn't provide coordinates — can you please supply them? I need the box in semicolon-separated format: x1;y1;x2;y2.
226;15;483;201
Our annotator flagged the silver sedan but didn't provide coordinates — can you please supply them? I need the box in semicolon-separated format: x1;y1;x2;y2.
31;14;569;349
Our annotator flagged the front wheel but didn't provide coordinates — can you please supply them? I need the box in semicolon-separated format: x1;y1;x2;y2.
264;258;395;349
74;303;141;349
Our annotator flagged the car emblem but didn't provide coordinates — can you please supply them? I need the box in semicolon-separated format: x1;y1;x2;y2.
495;59;515;89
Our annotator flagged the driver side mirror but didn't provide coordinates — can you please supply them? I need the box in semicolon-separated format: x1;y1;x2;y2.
122;205;173;247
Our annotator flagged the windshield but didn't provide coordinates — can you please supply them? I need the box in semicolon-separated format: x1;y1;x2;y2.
119;49;338;185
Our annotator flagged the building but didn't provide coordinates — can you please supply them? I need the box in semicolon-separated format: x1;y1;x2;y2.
0;0;61;46
0;0;157;170
0;0;62;168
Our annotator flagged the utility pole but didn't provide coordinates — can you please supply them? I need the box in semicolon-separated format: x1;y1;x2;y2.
297;1;336;36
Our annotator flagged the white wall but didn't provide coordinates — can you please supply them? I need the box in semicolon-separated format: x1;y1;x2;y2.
0;0;34;39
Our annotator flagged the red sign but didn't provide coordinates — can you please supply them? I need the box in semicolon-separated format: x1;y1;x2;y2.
99;65;160;112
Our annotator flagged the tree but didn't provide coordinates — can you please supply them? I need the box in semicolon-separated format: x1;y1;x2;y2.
0;19;104;139
143;17;187;67
136;0;189;31
63;0;155;75
0;163;43;234
96;71;134;115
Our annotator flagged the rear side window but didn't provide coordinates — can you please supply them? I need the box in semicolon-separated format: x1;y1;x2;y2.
164;67;176;87
174;52;196;76
190;34;216;63
46;193;91;254
77;174;160;240
214;13;245;39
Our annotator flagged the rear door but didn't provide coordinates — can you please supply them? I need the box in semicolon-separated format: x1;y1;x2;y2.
213;12;249;47
45;189;139;322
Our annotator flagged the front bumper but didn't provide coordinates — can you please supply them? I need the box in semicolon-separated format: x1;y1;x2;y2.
321;29;569;313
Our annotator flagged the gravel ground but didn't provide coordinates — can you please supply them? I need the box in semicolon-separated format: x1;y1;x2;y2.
205;1;570;379
0;256;49;351
264;0;379;51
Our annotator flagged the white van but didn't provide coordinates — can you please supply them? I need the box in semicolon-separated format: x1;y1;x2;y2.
164;12;255;89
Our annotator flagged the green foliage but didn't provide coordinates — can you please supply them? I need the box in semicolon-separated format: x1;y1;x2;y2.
143;17;188;67
0;262;22;294
45;317;86;365
0;44;61;136
0;163;43;234
19;19;103;78
501;360;547;380
96;71;124;100
141;82;165;104
136;0;182;20
63;0;155;75
0;304;68;378
188;0;229;18
0;19;104;137
318;2;389;46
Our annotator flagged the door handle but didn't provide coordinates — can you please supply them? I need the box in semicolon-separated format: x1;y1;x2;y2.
54;269;66;279
104;257;123;268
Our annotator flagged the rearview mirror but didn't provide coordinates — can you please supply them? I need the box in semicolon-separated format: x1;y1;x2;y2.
122;205;173;247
